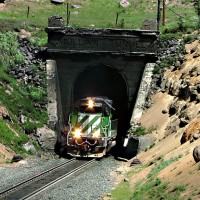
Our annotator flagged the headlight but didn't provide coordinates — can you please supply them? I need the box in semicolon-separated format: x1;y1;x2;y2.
88;99;94;108
92;131;100;138
73;128;82;138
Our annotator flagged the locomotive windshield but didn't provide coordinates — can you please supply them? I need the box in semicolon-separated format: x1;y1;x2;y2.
78;97;113;114
79;105;103;113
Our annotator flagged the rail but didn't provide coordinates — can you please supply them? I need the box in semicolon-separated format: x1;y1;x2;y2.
0;158;96;200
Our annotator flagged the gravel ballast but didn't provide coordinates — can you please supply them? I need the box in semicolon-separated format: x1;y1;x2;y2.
0;155;125;200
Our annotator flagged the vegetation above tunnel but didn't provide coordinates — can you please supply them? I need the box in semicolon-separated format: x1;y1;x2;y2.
0;0;199;38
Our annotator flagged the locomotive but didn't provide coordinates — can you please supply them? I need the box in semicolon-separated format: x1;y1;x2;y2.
65;97;118;158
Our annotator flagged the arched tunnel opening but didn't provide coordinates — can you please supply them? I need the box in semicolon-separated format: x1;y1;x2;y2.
73;64;130;155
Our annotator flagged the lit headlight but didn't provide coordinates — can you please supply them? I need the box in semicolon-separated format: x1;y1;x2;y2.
73;128;82;138
92;131;100;138
88;99;94;108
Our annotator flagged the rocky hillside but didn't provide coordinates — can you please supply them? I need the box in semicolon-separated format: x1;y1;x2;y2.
140;36;200;141
121;35;200;199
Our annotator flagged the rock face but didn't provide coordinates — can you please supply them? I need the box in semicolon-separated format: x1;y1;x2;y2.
0;106;13;122
193;145;200;163
0;106;9;119
163;40;200;139
130;36;200;154
8;37;46;89
181;117;200;144
154;39;200;139
36;126;56;151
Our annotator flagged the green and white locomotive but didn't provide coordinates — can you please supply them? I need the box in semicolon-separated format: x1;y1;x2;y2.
66;97;117;158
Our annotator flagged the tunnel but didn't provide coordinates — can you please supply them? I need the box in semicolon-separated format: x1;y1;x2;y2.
46;17;158;157
72;64;129;135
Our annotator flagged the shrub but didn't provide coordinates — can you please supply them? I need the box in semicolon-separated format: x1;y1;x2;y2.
134;126;156;136
172;185;186;192
148;156;181;178
183;35;197;44
0;32;24;68
27;85;47;103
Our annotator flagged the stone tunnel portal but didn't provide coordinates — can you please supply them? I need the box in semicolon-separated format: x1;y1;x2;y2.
46;16;158;139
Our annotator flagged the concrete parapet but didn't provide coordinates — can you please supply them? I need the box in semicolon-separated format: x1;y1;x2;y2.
46;60;58;130
131;63;155;124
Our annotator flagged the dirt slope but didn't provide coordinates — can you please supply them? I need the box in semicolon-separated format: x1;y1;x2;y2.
128;39;200;199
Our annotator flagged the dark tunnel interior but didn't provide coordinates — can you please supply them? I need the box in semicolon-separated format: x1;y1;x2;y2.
73;64;130;136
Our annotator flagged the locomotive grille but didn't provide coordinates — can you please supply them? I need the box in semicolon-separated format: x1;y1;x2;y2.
78;114;101;136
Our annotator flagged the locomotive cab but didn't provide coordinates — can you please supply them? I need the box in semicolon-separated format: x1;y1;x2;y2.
66;97;117;158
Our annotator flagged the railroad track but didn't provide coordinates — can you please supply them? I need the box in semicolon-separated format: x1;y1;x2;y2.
0;158;96;200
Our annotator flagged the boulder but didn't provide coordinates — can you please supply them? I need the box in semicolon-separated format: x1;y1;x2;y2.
0;106;9;119
23;142;37;154
36;126;56;151
193;145;200;163
181;117;200;144
12;155;23;163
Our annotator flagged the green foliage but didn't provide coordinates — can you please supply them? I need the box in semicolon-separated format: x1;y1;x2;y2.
194;0;200;28
134;126;156;136
149;143;155;149
27;85;47;103
110;154;185;200
0;19;26;33
0;32;24;68
154;178;162;186
160;56;177;68
172;185;186;192
148;156;181;178
134;127;146;136
111;182;132;200
0;152;5;158
153;55;177;75
30;36;48;47
0;67;48;136
178;154;183;158
129;156;185;200
0;118;28;153
0;0;198;41
32;140;41;151
23;120;37;134
130;179;174;200
177;171;183;176
183;34;198;44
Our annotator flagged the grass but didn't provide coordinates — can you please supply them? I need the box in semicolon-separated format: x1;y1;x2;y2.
0;32;24;67
0;32;48;154
133;126;156;136
131;156;186;199
147;156;181;178
172;185;186;192
111;181;132;200
110;155;185;200
0;0;198;38
0;118;28;154
111;166;144;200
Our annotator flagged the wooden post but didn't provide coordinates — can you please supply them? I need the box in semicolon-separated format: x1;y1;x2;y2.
198;0;200;29
27;6;30;18
67;3;69;26
157;0;161;31
162;0;166;26
116;12;119;26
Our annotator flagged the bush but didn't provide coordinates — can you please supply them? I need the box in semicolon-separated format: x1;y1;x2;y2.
134;126;156;136
27;85;47;103
0;32;24;68
183;35;197;44
172;185;186;192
